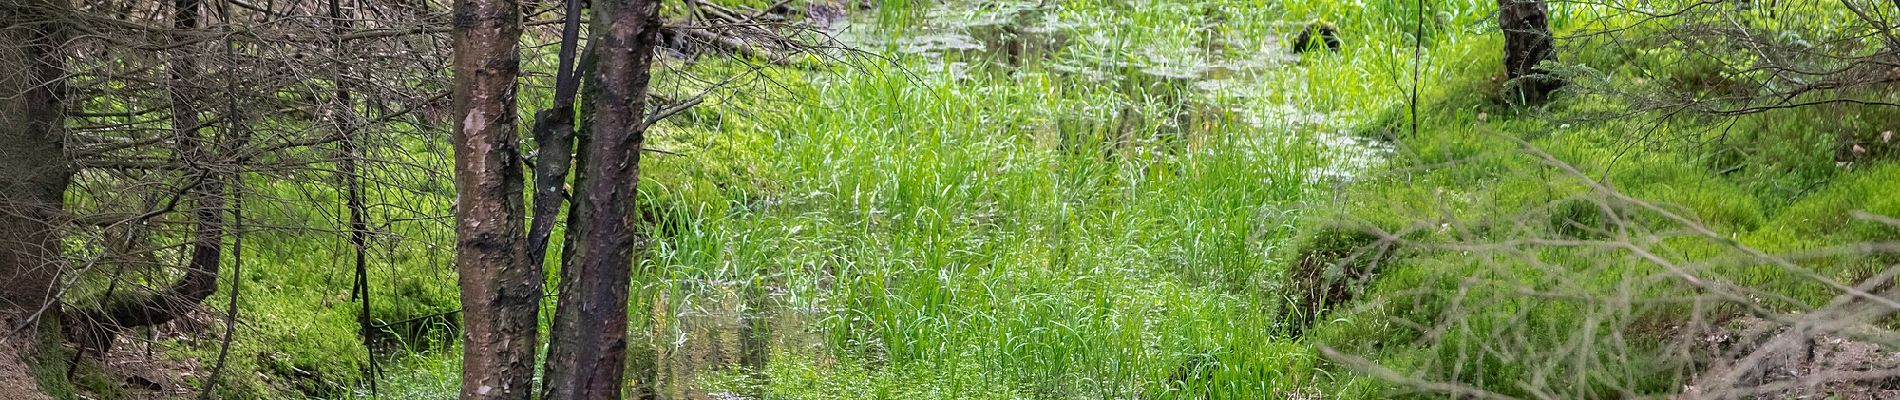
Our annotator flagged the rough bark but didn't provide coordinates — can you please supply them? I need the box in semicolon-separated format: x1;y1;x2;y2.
450;0;540;398
0;0;74;320
541;39;597;400
541;0;665;395
526;0;584;270
1498;0;1563;105
0;1;71;397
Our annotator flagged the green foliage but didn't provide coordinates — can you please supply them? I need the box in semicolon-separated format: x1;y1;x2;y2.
129;0;1893;398
27;317;80;400
1290;3;1898;396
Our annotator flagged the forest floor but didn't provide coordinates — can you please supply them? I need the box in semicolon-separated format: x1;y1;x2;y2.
2;345;51;400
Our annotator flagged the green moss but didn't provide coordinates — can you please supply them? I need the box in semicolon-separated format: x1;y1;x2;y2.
1277;225;1397;335
26;317;78;400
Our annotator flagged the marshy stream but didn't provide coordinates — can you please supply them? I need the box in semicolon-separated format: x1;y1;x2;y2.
362;0;1387;398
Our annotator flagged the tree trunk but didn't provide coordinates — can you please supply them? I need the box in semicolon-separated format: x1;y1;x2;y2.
525;0;586;268
1498;0;1563;105
450;0;540;398
541;42;596;400
0;0;73;319
69;0;227;361
0;1;72;397
541;0;665;396
329;0;380;391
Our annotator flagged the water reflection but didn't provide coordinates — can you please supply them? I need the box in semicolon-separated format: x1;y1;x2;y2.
826;0;1386;182
652;280;818;400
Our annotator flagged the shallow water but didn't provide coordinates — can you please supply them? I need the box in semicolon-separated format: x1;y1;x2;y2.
653;280;820;400
830;0;1385;183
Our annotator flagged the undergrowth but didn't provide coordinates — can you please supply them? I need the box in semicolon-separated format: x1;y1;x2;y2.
103;0;1896;398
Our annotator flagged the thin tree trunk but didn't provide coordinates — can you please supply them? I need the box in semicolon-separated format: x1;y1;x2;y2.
525;0;587;267
542;46;596;400
1498;0;1563;105
200;160;243;400
541;0;665;395
201;8;246;395
450;0;540;397
329;0;380;392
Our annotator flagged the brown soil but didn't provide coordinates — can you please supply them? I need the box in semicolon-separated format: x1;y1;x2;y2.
102;333;206;399
0;343;51;400
1;313;51;400
1683;316;1900;400
100;307;216;400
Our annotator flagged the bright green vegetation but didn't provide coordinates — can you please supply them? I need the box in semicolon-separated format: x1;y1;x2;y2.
1290;6;1900;399
119;0;1895;398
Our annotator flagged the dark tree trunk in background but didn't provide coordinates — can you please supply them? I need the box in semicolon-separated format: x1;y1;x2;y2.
450;0;540;397
72;0;227;360
330;0;379;392
1499;0;1563;105
541;0;665;395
